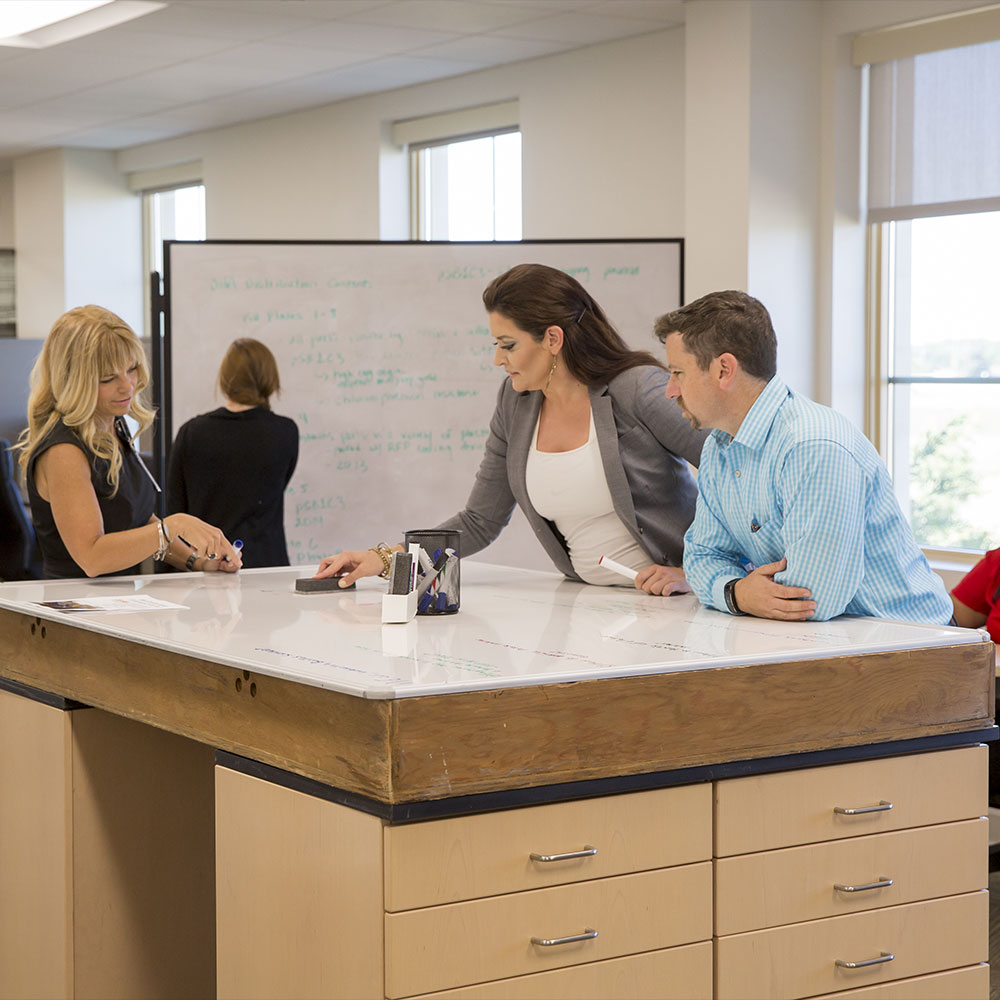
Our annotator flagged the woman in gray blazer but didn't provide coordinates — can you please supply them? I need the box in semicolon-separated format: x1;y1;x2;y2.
316;264;707;595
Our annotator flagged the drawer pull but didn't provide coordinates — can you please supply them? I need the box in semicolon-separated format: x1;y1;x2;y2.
836;950;895;969
531;928;598;948
834;876;894;893
529;845;598;863
833;800;893;816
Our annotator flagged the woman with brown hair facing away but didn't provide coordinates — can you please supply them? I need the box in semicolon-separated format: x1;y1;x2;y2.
167;338;299;569
16;305;240;578
315;262;707;594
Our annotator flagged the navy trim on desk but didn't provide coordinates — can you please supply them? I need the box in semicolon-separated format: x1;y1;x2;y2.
0;675;88;711
216;725;998;824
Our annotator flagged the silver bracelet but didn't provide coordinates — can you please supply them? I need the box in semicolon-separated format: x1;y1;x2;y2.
153;518;169;562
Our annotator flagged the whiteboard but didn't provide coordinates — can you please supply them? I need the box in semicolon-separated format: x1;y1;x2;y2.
163;240;682;570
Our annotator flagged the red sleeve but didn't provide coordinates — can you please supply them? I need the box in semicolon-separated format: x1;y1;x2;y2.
952;548;1000;613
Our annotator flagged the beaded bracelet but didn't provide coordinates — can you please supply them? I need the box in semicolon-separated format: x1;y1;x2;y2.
368;543;392;579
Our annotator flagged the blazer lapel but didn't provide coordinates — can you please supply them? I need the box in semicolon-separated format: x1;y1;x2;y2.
507;390;541;511
590;383;638;528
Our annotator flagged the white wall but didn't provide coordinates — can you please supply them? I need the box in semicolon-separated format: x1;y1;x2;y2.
116;29;687;247
13;149;65;339
13;149;141;338
0;171;13;247
63;150;143;333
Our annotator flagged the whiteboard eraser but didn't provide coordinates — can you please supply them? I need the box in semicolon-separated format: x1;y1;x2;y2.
381;589;417;624
295;576;355;593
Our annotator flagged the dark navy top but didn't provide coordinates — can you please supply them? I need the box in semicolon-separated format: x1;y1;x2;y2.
166;407;298;569
27;420;156;578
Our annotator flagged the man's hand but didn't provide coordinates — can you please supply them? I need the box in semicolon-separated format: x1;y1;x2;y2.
733;558;816;620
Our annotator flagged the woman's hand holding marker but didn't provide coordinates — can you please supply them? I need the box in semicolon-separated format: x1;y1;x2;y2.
633;563;691;596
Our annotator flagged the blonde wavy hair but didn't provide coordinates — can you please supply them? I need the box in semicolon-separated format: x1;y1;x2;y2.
16;305;155;495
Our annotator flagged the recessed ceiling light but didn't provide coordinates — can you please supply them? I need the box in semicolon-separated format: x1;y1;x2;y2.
0;0;164;48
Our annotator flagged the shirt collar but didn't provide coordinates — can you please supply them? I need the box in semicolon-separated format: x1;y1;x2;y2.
712;375;788;451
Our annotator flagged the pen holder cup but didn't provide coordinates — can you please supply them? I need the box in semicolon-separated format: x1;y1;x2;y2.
404;529;461;615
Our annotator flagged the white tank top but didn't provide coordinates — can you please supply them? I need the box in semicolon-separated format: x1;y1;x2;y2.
525;408;650;585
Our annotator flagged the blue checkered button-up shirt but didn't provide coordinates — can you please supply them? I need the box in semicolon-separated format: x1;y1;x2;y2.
682;376;952;624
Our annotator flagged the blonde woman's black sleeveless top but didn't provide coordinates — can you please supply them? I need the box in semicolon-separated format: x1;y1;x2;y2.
27;421;157;578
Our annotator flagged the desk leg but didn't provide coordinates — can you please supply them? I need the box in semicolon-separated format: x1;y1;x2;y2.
0;688;73;1000
215;766;383;1000
0;688;216;1000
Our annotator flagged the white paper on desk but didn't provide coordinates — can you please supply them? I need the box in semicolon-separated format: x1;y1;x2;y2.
33;596;188;613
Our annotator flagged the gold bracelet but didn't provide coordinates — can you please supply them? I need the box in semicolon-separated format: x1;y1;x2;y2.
369;543;392;579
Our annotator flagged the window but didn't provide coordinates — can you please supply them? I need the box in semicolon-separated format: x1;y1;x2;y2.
392;101;522;243
411;130;522;242
864;29;1000;553
141;183;205;337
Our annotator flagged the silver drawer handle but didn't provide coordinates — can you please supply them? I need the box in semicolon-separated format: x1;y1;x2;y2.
531;928;598;948
529;845;597;863
834;876;894;893
836;951;894;969
834;800;893;816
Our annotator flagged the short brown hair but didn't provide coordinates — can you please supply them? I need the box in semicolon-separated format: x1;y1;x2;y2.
482;263;663;385
218;339;280;408
654;291;777;381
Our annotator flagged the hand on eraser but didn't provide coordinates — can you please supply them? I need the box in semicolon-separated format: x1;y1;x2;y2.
295;576;356;593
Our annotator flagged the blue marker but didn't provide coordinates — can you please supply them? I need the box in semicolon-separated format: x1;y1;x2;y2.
224;539;244;564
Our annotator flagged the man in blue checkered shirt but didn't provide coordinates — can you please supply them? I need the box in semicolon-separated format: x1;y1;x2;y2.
653;290;952;624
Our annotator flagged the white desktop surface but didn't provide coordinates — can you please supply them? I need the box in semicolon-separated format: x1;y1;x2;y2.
0;562;982;700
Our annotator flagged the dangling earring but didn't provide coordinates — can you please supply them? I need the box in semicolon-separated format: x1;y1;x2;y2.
544;355;558;392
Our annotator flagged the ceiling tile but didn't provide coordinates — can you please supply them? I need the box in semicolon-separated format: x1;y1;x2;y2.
134;2;328;40
496;10;671;45
411;34;570;65
587;0;686;23
341;0;551;33
267;19;457;55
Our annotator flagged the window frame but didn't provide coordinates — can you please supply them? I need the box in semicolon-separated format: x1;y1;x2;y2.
408;126;521;242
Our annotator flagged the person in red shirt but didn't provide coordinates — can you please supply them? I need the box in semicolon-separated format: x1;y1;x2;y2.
951;547;1000;641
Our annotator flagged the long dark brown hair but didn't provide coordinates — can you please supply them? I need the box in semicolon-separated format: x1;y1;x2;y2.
482;263;664;386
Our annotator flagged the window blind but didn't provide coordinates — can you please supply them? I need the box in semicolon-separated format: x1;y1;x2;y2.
867;38;1000;222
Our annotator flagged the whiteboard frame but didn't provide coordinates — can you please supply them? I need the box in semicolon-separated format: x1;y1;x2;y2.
155;238;684;561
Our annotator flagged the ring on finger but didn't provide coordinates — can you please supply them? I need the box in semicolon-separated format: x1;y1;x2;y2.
206;552;218;560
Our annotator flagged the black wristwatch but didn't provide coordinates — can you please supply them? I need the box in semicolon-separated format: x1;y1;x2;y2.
723;578;743;615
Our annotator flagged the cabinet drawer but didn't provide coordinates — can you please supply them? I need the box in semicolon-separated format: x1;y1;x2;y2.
715;818;986;934
385;784;710;910
412;941;713;999
716;890;987;1000
814;962;989;998
715;747;986;856
385;862;712;998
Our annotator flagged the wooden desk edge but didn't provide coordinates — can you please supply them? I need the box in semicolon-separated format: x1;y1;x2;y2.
0;608;992;804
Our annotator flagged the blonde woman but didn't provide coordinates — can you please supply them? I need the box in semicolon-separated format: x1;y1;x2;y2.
167;339;298;568
16;305;241;578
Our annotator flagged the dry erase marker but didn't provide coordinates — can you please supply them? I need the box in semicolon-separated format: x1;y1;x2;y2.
224;539;244;564
599;555;638;581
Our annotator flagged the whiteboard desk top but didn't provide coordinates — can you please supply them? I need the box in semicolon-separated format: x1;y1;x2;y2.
0;562;993;811
0;561;985;700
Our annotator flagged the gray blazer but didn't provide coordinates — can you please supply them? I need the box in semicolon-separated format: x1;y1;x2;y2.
437;366;707;580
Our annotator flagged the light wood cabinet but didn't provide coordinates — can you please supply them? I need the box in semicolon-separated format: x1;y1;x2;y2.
715;747;989;1000
385;784;710;910
415;942;713;999
0;691;215;1000
715;817;987;934
385;863;711;997
715;746;986;856
716;891;987;1000
815;962;989;998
